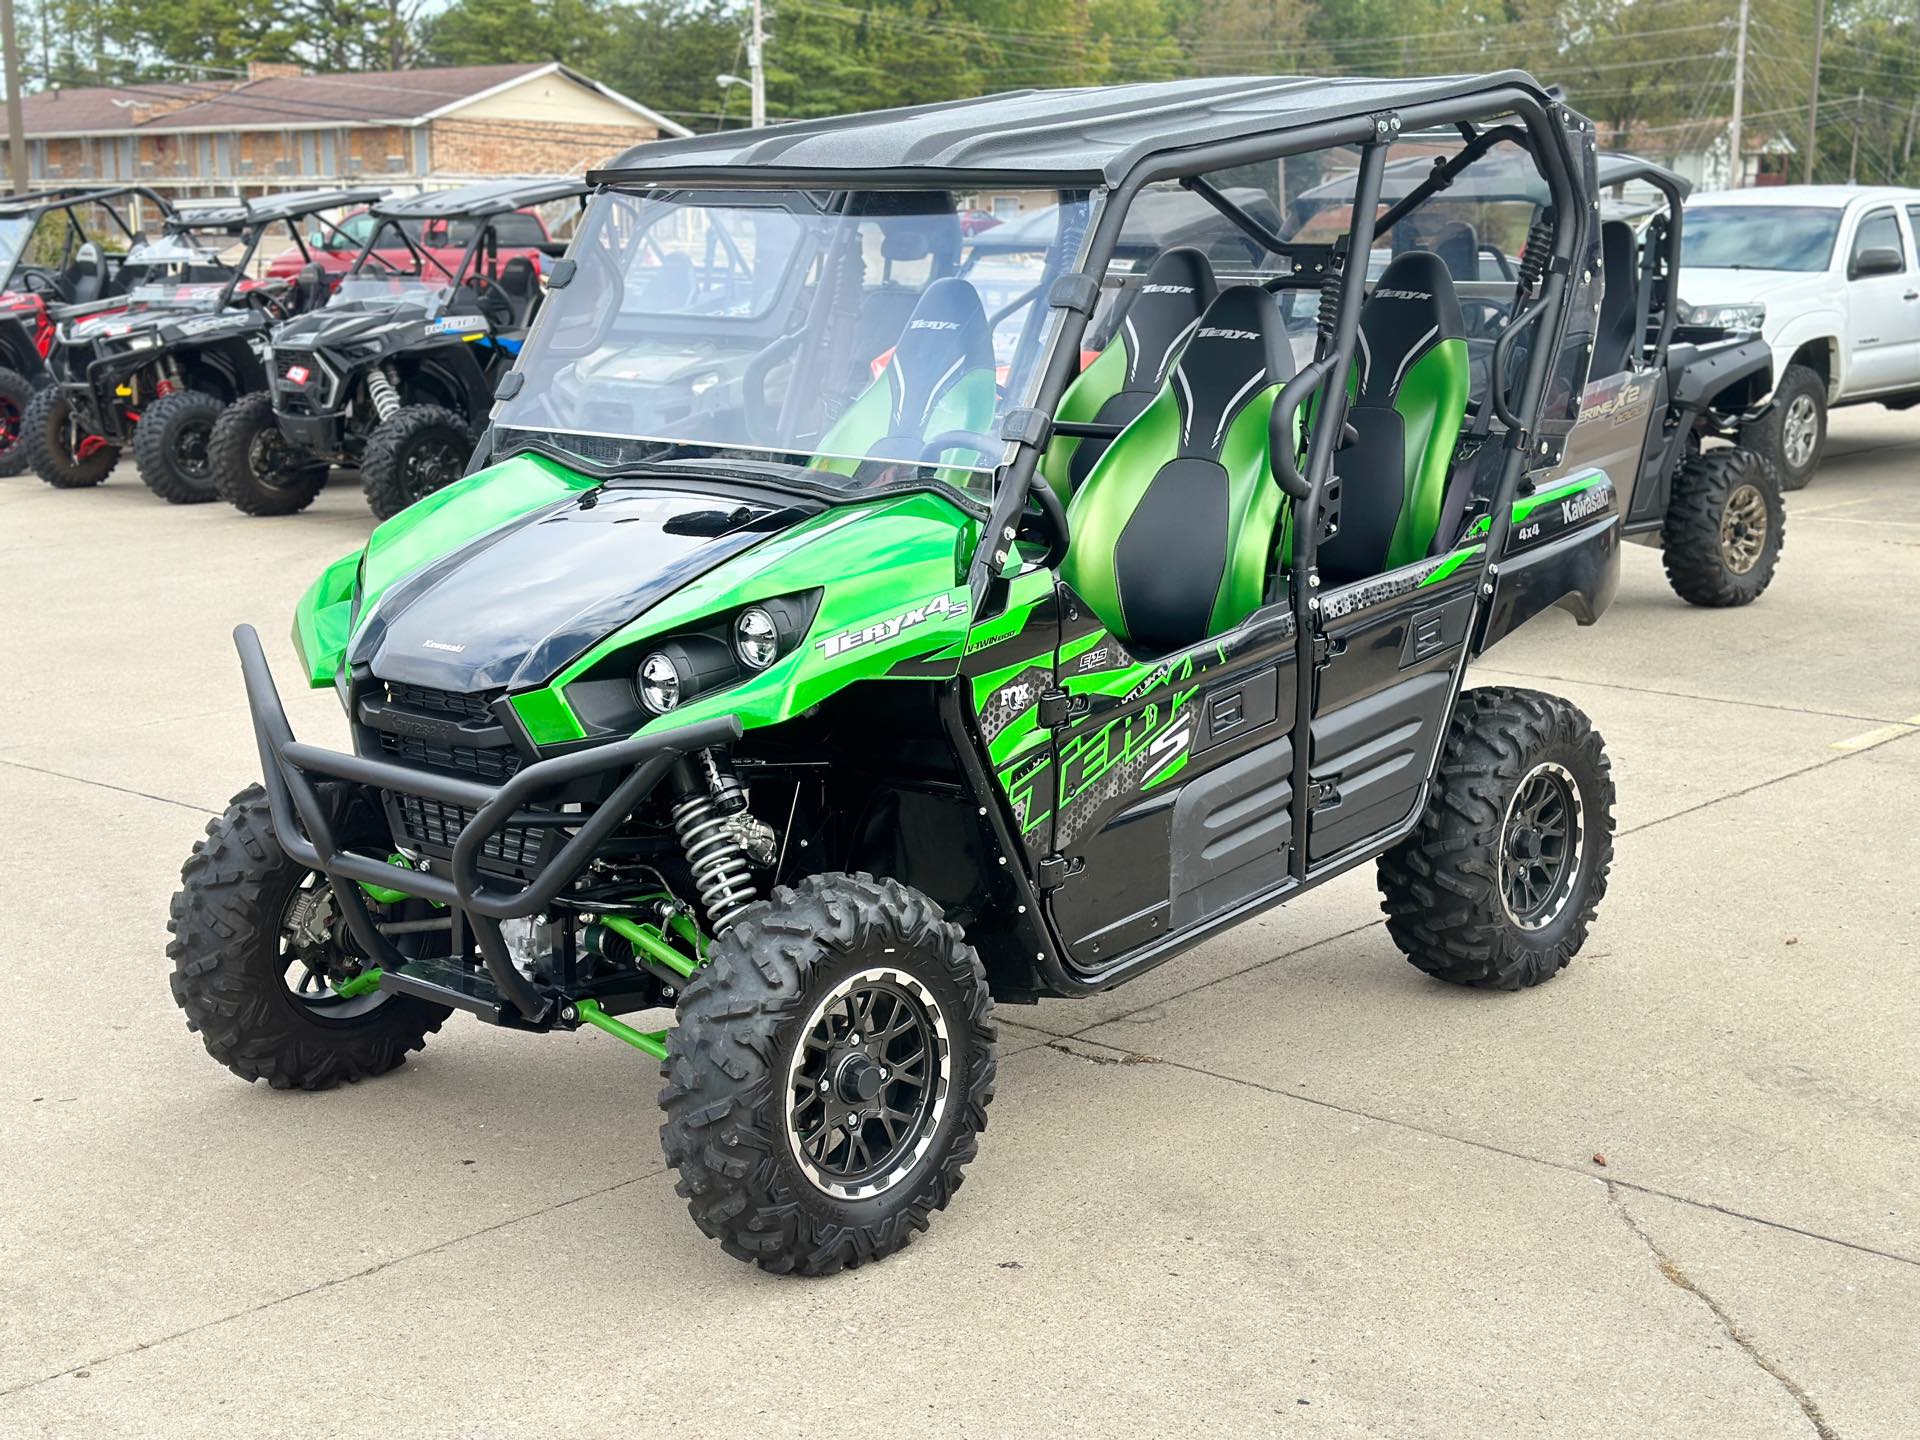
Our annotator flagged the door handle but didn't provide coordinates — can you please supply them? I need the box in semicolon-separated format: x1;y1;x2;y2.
1905;290;1920;301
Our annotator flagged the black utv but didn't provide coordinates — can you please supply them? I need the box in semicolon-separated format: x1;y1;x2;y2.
22;188;381;502
1294;146;1782;606
0;184;176;475
210;177;586;519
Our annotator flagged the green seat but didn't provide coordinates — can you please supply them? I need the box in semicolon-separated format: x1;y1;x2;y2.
1040;247;1217;500
1061;285;1295;654
1317;250;1470;582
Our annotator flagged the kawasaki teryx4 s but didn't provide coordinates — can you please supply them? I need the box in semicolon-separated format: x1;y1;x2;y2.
0;184;176;476
175;76;1624;1274
211;178;587;519
23;188;380;502
1295;147;1783;606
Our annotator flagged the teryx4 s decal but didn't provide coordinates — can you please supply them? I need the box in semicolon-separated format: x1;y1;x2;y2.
817;594;968;659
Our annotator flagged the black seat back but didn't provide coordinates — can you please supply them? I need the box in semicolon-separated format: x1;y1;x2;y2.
1590;220;1639;379
291;262;328;315
65;243;105;304
496;256;538;331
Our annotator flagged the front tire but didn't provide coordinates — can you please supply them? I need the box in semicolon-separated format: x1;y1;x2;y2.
659;873;997;1275
133;389;224;504
1377;688;1615;990
168;785;451;1089
1742;362;1824;491
210;390;329;516
0;366;34;477
1661;446;1785;607
360;404;474;520
23;385;117;488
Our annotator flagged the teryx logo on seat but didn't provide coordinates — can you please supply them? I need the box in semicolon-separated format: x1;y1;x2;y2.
1371;288;1432;302
818;594;968;658
1197;327;1260;341
909;319;961;332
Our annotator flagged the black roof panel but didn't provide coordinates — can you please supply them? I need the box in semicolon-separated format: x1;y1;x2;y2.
595;73;1548;188
168;188;387;230
374;177;591;219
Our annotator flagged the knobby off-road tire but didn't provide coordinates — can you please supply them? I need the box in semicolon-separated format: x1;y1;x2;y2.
133;389;224;504
210;390;329;516
1661;446;1785;608
360;404;474;520
23;384;116;488
1741;362;1824;491
168;784;450;1089
1377;688;1615;990
659;872;997;1276
0;367;34;477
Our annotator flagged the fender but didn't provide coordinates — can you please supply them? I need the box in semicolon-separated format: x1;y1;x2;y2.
1670;334;1772;414
1765;311;1843;398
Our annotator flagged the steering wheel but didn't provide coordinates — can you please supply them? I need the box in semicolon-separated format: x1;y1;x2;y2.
20;269;58;299
918;429;999;467
246;287;293;323
1460;299;1509;340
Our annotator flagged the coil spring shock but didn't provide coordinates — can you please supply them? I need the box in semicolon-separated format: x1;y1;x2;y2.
671;753;756;933
1516;212;1555;299
366;366;402;422
1316;265;1343;352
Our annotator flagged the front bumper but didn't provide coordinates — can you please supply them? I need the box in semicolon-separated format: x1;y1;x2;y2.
236;624;739;1023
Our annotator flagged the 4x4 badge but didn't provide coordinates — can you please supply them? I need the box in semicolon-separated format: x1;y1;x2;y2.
817;594;967;658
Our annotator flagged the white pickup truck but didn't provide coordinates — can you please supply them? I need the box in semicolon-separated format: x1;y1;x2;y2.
1679;184;1920;488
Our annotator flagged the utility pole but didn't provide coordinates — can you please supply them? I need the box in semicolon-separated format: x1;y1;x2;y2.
1728;0;1750;188
1805;0;1826;183
0;0;25;196
748;0;767;129
1848;87;1865;183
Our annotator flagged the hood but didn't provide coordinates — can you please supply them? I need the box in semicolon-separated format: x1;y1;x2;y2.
1678;267;1832;316
274;300;433;349
348;481;810;692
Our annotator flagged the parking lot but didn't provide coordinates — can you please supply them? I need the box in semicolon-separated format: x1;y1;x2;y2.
1;406;1915;1438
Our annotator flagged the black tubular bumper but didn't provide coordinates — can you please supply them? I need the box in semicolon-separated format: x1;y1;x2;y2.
235;624;741;1023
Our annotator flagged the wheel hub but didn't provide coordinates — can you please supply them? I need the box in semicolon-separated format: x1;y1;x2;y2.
1782;394;1818;470
1500;761;1585;932
834;1052;885;1103
1719;483;1768;575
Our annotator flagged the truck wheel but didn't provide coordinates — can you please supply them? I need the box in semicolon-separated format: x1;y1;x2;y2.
1741;363;1824;491
133;389;224;504
23;385;117;488
210;391;328;516
659;872;997;1275
1661;447;1784;608
168;784;450;1090
1377;687;1614;991
0;366;33;477
361;404;474;520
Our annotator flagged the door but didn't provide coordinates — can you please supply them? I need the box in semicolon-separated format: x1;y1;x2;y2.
1043;596;1299;968
1305;554;1478;867
1842;206;1920;394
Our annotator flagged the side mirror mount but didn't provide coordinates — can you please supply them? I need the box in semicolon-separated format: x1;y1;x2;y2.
1850;245;1903;280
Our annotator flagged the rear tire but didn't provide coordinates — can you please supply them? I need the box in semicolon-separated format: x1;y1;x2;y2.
360;404;474;520
23;385;117;488
659;872;997;1275
210;390;329;516
168;784;451;1089
1661;446;1784;608
0;367;33;477
1741;362;1824;491
134;389;224;504
1377;688;1614;990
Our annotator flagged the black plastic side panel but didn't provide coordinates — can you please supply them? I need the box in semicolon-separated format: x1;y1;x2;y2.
1472;514;1621;654
1669;335;1772;412
1168;735;1293;929
1309;670;1449;860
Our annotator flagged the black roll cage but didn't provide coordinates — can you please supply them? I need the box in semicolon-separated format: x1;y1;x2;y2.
0;184;175;292
342;193;589;305
152;199;367;311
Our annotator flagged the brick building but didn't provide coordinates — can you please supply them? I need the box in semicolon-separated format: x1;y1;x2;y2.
0;61;689;204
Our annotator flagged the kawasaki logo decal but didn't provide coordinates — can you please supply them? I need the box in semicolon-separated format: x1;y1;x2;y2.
818;594;967;658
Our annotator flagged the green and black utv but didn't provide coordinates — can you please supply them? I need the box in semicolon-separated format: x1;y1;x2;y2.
22;189;381;502
174;74;1625;1275
209;178;587;519
1295;147;1784;606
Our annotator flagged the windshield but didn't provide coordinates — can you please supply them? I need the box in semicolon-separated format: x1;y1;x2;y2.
328;273;455;312
1684;206;1841;271
0;215;33;281
493;187;1098;509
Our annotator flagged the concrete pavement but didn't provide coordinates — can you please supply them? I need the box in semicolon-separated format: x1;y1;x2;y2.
2;410;1916;1438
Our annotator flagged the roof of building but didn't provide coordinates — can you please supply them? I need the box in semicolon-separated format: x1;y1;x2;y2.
4;62;690;140
598;72;1550;187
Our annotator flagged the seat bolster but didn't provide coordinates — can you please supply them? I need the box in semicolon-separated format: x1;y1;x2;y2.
1386;335;1470;569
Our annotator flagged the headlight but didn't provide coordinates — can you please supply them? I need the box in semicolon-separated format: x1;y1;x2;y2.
734;607;779;670
637;651;681;713
1680;301;1765;332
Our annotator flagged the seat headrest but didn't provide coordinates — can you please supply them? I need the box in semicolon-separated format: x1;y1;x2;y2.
1357;250;1465;405
1112;245;1218;390
498;255;537;296
1165;284;1293;460
1600;221;1635;278
887;277;992;434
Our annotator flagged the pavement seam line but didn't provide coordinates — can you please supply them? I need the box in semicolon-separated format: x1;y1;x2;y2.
1470;667;1903;725
0;757;213;815
1026;1034;1920;1272
1606;1183;1841;1440
0;1165;670;1401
